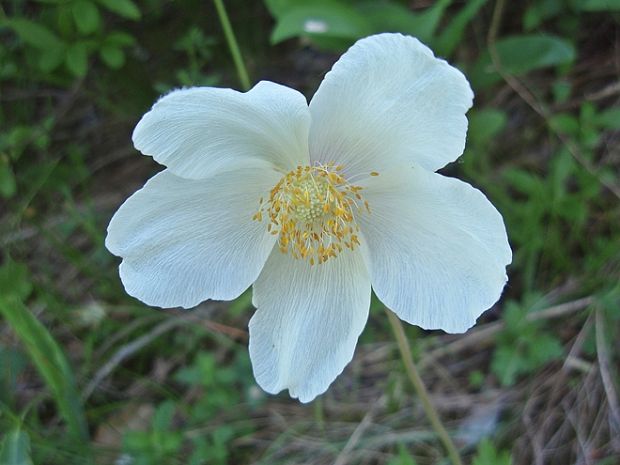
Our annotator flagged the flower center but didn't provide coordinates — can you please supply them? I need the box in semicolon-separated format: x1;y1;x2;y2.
253;163;372;265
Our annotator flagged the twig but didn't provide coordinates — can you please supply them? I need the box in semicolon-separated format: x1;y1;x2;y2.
82;317;185;400
594;307;620;447
420;296;594;368
333;395;386;465
386;309;464;465
82;305;247;400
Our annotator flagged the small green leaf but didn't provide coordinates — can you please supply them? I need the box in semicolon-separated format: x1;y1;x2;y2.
0;158;17;198
228;289;252;317
0;428;34;465
105;31;136;47
491;345;524;386
579;0;620;11
65;42;89;77
357;1;424;35
0;260;32;301
473;439;512;465
552;80;572;103
594;108;620;130
72;1;101;35
472;35;576;88
357;0;451;43
99;45;125;68
402;0;451;43
523;0;564;31
435;0;487;56
8;18;63;50
264;0;307;18
468;109;507;146
97;0;141;20
549;113;579;135
38;46;66;72
503;168;543;195
387;443;418;465
270;3;373;44
153;401;176;431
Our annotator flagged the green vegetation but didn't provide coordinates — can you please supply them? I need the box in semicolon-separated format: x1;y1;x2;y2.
1;0;619;464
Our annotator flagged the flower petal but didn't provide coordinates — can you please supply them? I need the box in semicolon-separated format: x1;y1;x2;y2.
309;33;473;176
105;167;280;308
359;166;511;333
133;81;311;179
249;248;371;403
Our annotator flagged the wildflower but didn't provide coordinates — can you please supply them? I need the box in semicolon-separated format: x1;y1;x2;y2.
106;33;511;402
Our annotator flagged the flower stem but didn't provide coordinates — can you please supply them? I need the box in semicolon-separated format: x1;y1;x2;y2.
212;0;251;91
385;308;463;465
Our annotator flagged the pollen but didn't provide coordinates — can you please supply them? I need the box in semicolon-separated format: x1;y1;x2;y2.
254;163;372;264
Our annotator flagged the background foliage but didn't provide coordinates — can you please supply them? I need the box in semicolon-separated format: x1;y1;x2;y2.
1;0;619;464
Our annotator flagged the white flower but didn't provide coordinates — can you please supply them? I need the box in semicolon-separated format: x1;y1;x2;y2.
106;33;511;403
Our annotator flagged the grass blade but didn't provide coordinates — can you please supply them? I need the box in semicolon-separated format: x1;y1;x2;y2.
0;298;89;442
0;426;34;465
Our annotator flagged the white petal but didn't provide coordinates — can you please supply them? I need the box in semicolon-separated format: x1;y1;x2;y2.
133;81;311;179
359;166;511;333
249;248;371;403
309;33;473;176
105;167;280;308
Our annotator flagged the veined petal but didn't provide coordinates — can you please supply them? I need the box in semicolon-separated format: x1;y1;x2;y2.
249;248;371;403
105;167;280;308
133;81;311;179
309;33;473;177
359;166;511;333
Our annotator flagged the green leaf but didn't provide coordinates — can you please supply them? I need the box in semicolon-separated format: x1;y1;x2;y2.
8;18;63;50
105;31;136;47
97;0;141;20
0;428;34;465
435;0;487;56
491;345;525;386
228;289;252;317
37;46;66;72
503;168;543;195
530;333;563;365
0;157;17;198
0;298;89;441
357;1;423;34
0;347;28;406
0;260;32;301
523;0;564;31
472;34;576;88
72;1;101;35
153;401;176;431
495;34;576;73
264;0;307;18
579;0;620;11
594;108;620;130
473;439;512;465
404;0;452;43
387;443;418;465
357;0;451;43
549;113;579;135
270;3;373;44
468;109;507;147
65;42;89;77
99;45;125;68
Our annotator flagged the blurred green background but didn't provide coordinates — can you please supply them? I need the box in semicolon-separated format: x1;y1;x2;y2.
1;0;619;464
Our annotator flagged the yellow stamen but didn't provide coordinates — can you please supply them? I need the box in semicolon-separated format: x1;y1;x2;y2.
253;162;371;264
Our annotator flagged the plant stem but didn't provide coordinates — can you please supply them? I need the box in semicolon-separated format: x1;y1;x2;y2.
213;0;251;91
385;308;464;465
